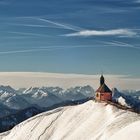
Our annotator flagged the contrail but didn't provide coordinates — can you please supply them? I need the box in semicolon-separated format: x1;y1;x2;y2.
0;46;78;55
0;49;48;55
0;46;82;55
101;40;140;50
7;23;55;28
10;16;83;32
35;18;82;31
0;45;104;55
7;23;79;30
0;42;139;56
8;31;51;37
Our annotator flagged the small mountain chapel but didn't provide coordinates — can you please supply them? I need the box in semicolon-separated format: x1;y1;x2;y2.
95;75;112;101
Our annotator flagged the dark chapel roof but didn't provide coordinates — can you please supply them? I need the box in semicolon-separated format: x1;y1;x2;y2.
96;83;112;93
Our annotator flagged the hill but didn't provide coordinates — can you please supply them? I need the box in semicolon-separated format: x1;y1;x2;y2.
0;100;140;140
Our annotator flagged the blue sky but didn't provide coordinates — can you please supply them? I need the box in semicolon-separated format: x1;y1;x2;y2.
0;0;140;77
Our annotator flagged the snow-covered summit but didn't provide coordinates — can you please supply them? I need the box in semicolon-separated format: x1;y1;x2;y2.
1;100;140;140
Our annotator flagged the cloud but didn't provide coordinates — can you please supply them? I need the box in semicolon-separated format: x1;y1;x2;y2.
64;29;137;37
0;72;139;90
11;17;138;38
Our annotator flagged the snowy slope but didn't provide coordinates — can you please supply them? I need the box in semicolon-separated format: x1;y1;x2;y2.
1;101;140;140
109;121;140;140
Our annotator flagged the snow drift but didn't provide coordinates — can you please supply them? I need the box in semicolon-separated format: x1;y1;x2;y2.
0;100;140;140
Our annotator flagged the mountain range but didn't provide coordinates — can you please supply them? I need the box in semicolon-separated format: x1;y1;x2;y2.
0;85;139;133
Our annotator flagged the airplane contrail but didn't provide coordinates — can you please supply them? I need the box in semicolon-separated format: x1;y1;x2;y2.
0;40;140;56
35;18;82;31
8;31;51;37
0;49;48;55
101;40;140;50
0;46;83;55
7;23;55;28
0;45;105;55
7;23;80;30
10;16;83;32
0;42;139;56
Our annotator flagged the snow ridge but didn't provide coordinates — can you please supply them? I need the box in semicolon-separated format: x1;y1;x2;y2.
1;101;140;140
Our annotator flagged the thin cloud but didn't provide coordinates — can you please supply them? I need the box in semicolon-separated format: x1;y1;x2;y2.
0;72;139;90
64;29;137;37
101;40;140;50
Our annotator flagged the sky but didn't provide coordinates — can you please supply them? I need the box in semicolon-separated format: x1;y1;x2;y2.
0;0;140;78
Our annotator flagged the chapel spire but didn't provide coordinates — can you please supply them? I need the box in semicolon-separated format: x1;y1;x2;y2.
100;75;105;86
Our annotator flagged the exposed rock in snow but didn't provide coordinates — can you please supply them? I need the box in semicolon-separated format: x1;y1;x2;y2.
1;101;139;140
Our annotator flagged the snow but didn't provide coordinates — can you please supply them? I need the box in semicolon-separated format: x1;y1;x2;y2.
23;87;33;94
32;90;48;98
118;96;130;108
1;101;140;140
109;121;140;140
